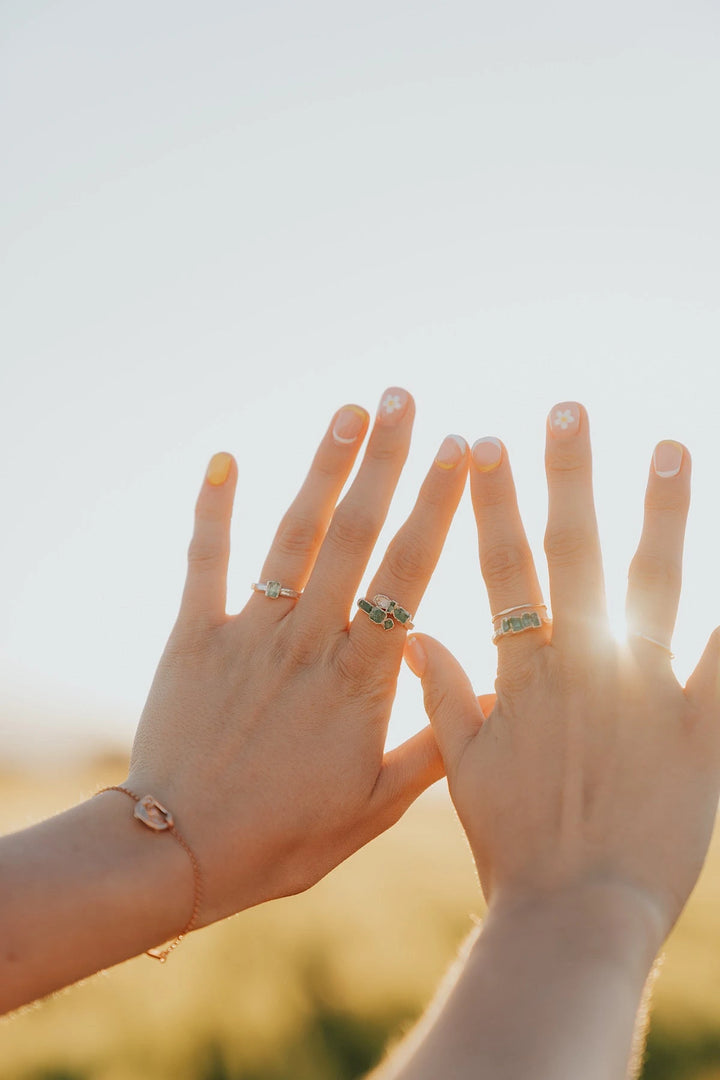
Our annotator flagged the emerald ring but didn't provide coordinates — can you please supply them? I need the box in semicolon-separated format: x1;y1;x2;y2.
357;594;415;631
492;609;550;644
251;580;302;599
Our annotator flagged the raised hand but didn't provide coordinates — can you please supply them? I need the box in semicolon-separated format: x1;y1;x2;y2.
124;388;468;927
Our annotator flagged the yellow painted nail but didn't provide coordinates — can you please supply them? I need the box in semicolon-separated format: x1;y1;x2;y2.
435;435;467;470
206;452;233;486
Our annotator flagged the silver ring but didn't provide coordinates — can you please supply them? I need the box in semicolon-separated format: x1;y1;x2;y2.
630;633;674;659
493;610;550;644
251;580;302;600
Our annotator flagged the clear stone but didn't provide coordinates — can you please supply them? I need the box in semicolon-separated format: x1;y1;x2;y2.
266;581;282;598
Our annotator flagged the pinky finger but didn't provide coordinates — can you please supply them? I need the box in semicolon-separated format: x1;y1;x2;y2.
179;452;238;627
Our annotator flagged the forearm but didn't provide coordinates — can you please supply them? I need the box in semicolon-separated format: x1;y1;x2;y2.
0;789;192;1014
375;885;661;1080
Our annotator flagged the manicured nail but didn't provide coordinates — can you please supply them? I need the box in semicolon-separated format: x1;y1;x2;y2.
332;405;368;445
548;402;581;439
435;435;467;470
376;387;409;425
472;437;503;472
206;452;233;486
653;440;684;478
404;636;427;677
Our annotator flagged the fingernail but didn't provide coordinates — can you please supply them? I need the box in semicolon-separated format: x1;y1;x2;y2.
376;387;409;425
435;434;467;470
472;437;503;472
653;440;684;478
548;402;581;440
206;452;233;486
333;405;368;445
405;636;427;677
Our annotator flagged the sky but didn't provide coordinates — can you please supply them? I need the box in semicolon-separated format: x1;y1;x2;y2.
1;0;720;765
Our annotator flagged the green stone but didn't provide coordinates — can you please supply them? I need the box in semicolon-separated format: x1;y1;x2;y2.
357;598;373;614
369;607;386;624
266;581;282;598
383;618;395;630
393;606;410;624
502;618;511;634
510;617;523;632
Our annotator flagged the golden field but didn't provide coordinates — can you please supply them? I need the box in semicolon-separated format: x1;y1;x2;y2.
1;759;720;1080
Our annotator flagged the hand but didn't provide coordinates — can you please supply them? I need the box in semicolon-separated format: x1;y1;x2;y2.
405;403;720;947
124;388;468;927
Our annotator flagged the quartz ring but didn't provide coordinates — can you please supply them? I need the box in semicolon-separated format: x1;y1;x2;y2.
251;580;302;600
357;594;415;631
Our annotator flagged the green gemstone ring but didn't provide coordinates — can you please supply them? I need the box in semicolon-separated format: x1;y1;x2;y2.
251;580;302;600
356;593;415;631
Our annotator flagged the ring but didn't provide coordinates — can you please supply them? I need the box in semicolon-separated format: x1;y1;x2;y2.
491;602;548;623
251;580;302;600
630;633;675;659
492;609;550;644
357;594;415;631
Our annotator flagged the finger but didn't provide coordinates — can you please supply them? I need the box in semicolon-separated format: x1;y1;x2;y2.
346;434;469;659
249;403;369;617
375;726;445;813
544;402;608;645
298;387;415;625
180;453;238;626
477;693;497;719
626;442;691;657
404;634;484;770
469;437;548;659
685;627;720;713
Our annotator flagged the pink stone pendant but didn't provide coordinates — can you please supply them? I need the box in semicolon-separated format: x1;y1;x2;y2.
134;794;174;831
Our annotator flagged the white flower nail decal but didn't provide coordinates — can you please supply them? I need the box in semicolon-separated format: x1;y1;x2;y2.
381;393;404;414
553;408;576;430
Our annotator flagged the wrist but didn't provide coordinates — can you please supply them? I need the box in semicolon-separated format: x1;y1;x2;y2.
486;878;666;976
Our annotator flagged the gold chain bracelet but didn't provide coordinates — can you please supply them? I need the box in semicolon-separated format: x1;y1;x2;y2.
96;785;203;962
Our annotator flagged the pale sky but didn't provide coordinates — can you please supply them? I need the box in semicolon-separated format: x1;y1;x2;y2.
2;0;720;764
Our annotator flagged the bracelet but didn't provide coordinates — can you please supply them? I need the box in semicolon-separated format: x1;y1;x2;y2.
96;785;203;963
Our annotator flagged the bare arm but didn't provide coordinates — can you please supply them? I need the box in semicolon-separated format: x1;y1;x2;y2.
1;389;469;1014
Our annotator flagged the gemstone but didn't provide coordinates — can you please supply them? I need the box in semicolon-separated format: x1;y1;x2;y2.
373;594;393;611
502;618;511;633
357;598;374;614
393;606;410;624
369;607;386;623
135;795;173;832
266;581;282;598
383;618;395;630
510;617;523;632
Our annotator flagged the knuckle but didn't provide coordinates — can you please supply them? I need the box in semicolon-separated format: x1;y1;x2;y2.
496;660;536;697
628;551;681;592
481;539;533;589
329;506;379;557
187;537;226;569
383;532;431;589
543;524;592;566
547;447;590;478
274;513;323;560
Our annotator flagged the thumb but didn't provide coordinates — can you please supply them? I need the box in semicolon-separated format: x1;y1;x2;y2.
404;634;485;769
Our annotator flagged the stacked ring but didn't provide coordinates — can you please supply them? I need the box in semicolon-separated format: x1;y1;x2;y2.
251;580;302;599
357;594;415;631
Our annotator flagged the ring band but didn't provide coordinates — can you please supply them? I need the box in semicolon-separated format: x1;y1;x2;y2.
492;602;548;623
357;594;415;631
251;580;302;599
630;633;675;659
493;610;550;644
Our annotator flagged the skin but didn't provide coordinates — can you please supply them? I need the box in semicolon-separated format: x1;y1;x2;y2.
0;388;468;1014
376;404;720;1080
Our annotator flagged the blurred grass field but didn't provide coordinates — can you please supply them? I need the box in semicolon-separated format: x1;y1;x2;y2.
1;758;720;1080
